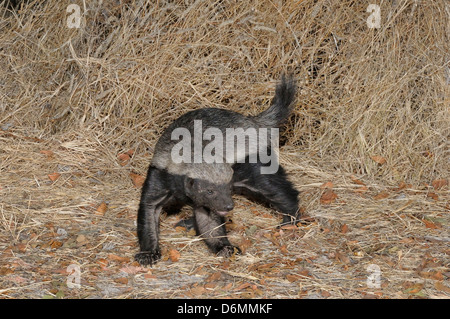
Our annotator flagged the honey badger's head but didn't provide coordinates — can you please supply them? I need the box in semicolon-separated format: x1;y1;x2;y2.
184;177;234;216
183;163;234;216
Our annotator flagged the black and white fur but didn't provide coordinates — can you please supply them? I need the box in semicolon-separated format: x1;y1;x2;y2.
135;75;299;266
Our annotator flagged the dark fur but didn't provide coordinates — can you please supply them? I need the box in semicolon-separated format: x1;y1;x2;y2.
135;75;300;266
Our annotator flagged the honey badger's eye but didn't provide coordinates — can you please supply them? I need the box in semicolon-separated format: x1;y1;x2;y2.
207;190;214;195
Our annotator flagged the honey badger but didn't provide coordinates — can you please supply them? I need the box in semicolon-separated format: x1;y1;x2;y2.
135;75;300;266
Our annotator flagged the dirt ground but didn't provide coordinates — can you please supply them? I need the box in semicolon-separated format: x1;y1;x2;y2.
0;132;448;299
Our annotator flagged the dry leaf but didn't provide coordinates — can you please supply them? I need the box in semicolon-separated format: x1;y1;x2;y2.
97;258;109;270
120;265;146;274
374;191;389;200
206;272;222;282
130;173;145;188
117;153;131;166
50;240;63;249
125;149;135;156
40;150;54;159
432;179;448;190
335;251;351;264
235;282;252;291
144;273;157;279
76;234;87;245
320;189;338;204
286;274;300;283
190;285;206;296
422;219;441;229
238;237;252;253
354;186;368;194
435;282;450;293
169;249;180;262
350;175;366;186
279;245;289;254
114;277;128;285
108;254;130;263
95;202;108;216
371;155;386;165
48;172;61;182
419;271;443;281
341;224;349;234
394;181;411;191
427;192;438;200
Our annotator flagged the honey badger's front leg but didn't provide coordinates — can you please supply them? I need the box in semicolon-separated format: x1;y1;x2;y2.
135;166;170;266
193;207;241;257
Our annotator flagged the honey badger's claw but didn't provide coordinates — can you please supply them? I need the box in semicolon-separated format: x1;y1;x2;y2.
216;245;241;258
135;250;161;266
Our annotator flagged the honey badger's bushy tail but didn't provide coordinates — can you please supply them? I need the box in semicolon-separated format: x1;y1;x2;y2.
253;74;297;128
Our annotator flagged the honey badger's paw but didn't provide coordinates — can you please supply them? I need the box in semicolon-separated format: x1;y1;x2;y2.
216;245;241;258
135;249;161;266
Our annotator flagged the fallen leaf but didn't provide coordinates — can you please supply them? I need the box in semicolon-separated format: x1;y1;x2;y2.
280;224;298;231
279;245;289;254
235;282;252;291
335;251;351;264
117;153;131;166
238;237;252;253
419;271;443;281
354;186;368;194
320;189;338;205
144;273;157;279
76;234;88;245
403;283;424;295
190;285;206;296
223;282;233;290
125;149;135;156
108;254;130;263
97;258;109;270
341;224;349;234
40;150;54;159
169;249;180;262
435;282;450;293
114;277;128;285
95;202;108;216
286;274;300;283
374;191;389;200
48;172;61;182
7;275;28;284
50;240;63;249
120;265;146;274
422;219;441;229
427;192;438;200
350;175;366;186
394;181;411;191
371;155;386;165
130;173;145;188
432;179;448;190
0;267;14;276
206;272;222;282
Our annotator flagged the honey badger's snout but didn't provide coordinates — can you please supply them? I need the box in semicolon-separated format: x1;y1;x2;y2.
216;199;234;217
184;175;235;216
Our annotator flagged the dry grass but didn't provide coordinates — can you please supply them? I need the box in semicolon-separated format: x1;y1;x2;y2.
0;0;449;299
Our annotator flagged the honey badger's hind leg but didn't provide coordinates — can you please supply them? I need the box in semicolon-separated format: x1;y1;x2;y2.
135;166;172;266
232;161;300;226
194;207;241;257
